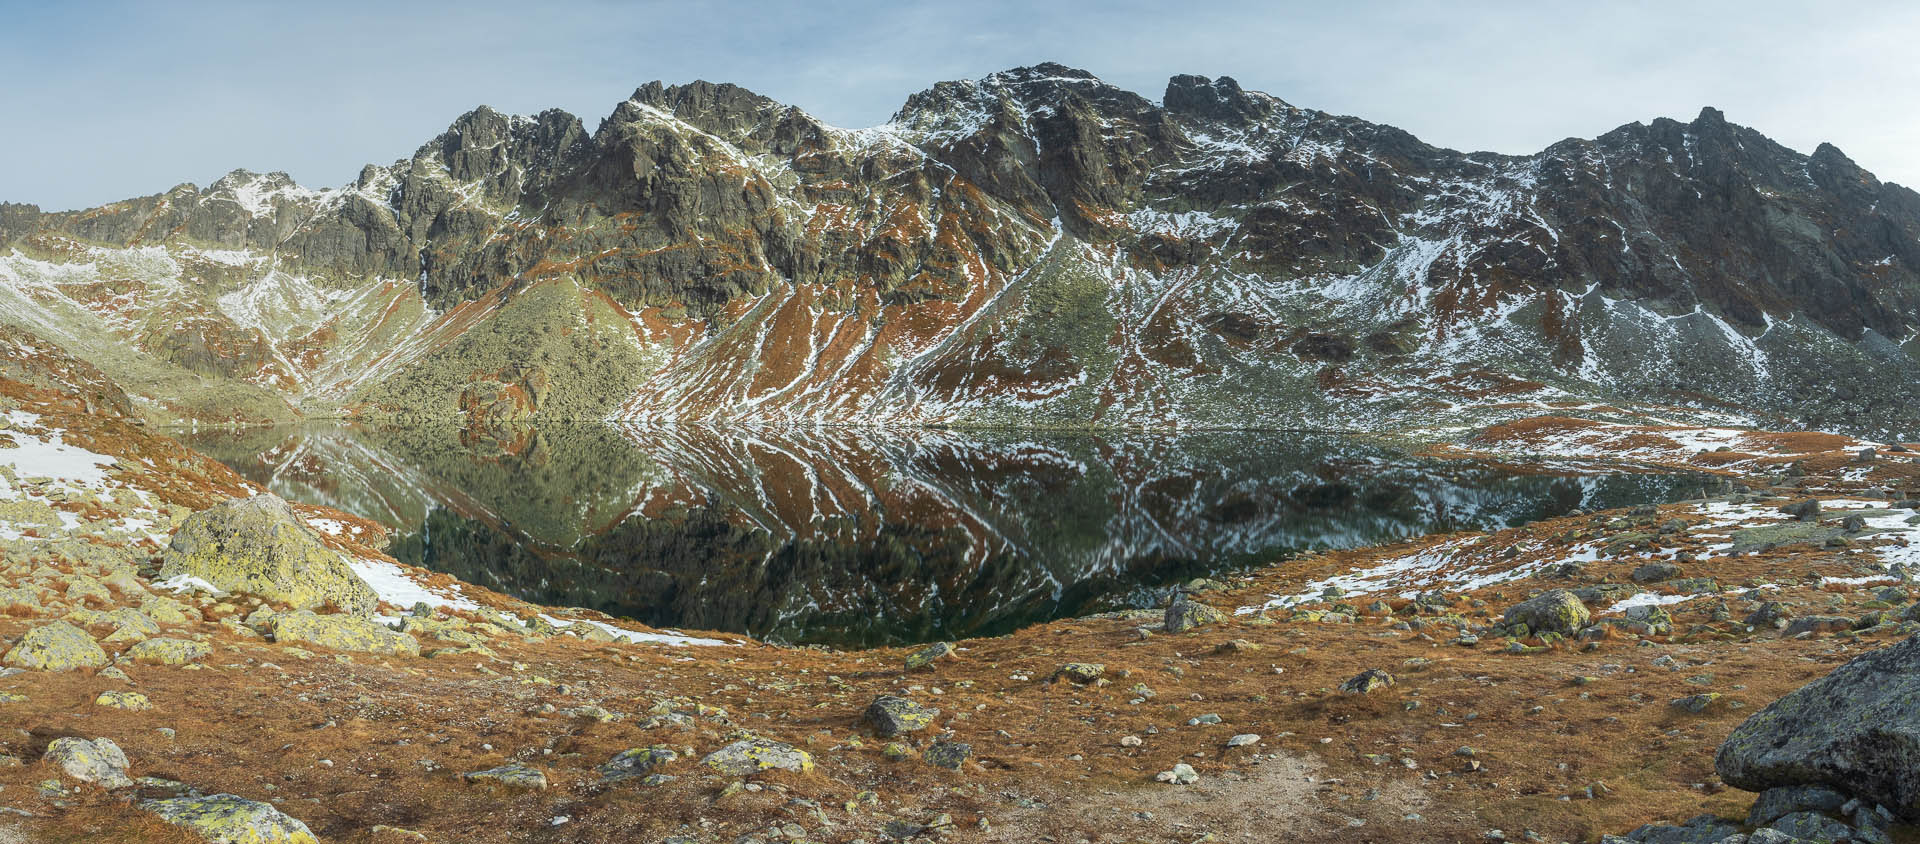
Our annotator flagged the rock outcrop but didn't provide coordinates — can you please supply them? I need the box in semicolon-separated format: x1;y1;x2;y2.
160;494;378;615
1716;634;1920;820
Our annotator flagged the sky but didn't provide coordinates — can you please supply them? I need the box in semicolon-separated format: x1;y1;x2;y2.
3;0;1917;211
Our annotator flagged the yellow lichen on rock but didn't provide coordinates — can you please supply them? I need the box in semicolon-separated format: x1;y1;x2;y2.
141;793;319;843
159;494;378;615
271;610;419;656
3;620;109;671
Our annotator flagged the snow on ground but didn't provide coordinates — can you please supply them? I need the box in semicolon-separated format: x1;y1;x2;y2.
155;574;224;595
1239;495;1920;617
347;557;479;612
537;614;735;648
0;411;116;491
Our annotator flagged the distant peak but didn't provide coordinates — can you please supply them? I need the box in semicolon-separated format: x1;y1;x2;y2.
1163;74;1281;123
1692;106;1728;128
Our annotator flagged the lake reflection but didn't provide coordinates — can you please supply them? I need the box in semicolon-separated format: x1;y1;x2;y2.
179;424;1705;646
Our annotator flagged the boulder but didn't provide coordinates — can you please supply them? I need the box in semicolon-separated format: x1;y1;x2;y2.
1164;592;1228;633
1717;635;1920;820
924;741;971;771
3;621;108;671
1502;589;1591;636
462;762;547;790
141;793;318;843
1341;668;1394;694
903;641;953;670
863;695;938;737
124;637;210;665
44;737;131;788
596;745;678;783
160;494;377;615
271;610;419;656
1746;784;1848;827
1632;562;1683;583
701;738;813;775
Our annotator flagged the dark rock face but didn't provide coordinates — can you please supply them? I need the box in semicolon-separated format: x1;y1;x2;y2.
1716;635;1920;820
10;63;1920;431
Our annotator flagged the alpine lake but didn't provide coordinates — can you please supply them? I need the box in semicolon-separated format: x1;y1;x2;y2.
178;424;1708;647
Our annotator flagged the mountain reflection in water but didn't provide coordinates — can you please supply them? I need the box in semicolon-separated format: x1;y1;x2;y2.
179;424;1706;646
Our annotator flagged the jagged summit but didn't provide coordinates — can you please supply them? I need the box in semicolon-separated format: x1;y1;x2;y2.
2;65;1918;435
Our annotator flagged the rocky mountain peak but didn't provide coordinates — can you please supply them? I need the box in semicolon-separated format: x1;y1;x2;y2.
1162;74;1281;124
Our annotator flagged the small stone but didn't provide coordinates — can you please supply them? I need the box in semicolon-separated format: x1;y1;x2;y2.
1226;734;1260;747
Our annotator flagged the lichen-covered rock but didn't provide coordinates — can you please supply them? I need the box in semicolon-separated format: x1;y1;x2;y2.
141;793;318;843
701;738;813;775
44;737;131;788
924;741;971;771
1164;592;1228;633
159;494;377;615
125;637;211;665
597;745;678;783
1717;635;1920;820
1341;668;1394;694
863;695;938;737
1052;663;1106;684
271;610;419;656
462;762;547;790
0;585;41;614
904;641;953;670
4;620;108;671
95;690;152;710
100;608;162;644
1502;589;1591;636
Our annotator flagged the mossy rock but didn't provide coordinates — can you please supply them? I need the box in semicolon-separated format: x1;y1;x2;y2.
141;793;318;843
271;610;419;656
159;494;377;615
3;621;108;671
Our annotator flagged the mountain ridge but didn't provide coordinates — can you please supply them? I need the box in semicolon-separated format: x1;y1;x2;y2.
3;63;1918;435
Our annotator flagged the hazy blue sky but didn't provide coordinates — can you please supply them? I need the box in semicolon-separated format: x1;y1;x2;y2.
4;0;1916;210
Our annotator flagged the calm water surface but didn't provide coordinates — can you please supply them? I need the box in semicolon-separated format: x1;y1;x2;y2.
179;424;1706;646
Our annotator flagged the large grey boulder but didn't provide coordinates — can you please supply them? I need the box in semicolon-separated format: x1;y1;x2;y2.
1501;589;1591;636
1716;634;1920;820
160;494;377;615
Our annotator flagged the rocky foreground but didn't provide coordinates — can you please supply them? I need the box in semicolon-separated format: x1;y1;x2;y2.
5;373;1920;842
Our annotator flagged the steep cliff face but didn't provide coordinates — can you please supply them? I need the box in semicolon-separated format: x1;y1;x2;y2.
4;63;1918;432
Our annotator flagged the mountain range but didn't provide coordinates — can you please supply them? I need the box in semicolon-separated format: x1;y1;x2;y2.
4;62;1918;434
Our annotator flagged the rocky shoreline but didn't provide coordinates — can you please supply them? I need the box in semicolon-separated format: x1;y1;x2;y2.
6;372;1920;842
